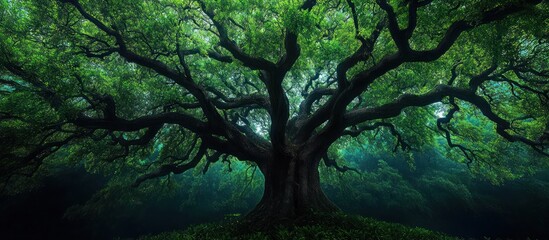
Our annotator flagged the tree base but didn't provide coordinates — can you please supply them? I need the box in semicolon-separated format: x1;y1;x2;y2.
143;212;456;240
241;195;340;231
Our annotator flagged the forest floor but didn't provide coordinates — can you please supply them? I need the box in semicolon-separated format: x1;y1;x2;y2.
138;212;458;240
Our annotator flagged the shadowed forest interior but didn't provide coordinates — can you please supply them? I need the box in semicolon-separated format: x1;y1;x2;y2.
2;147;549;239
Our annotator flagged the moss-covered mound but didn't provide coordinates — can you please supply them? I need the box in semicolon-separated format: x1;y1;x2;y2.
139;213;458;240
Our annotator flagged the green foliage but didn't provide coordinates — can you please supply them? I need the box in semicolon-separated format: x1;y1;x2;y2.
322;159;428;215
0;1;545;152
139;213;458;240
418;170;474;209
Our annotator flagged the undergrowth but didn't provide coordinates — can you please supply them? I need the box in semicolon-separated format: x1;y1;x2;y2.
139;213;458;240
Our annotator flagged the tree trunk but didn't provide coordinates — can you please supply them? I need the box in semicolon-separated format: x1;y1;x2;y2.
246;152;339;224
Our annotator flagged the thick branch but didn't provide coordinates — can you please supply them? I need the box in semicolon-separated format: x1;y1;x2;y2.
112;125;163;147
298;88;336;116
300;0;542;148
345;85;548;156
200;3;276;71
205;88;270;110
178;48;233;63
73;112;213;135
405;0;542;62
61;0;227;127
376;0;409;51
335;18;385;87
62;0;271;164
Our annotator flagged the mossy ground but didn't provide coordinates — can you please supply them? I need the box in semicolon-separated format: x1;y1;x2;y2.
138;213;458;240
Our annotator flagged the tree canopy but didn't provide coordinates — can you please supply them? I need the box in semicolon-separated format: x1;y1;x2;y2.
1;0;548;219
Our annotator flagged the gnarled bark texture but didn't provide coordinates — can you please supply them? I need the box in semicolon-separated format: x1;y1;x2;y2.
247;152;338;222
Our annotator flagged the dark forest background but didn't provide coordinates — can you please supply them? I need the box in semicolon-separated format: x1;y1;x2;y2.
1;145;548;240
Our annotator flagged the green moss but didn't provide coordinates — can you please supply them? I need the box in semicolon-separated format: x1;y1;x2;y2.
139;213;458;240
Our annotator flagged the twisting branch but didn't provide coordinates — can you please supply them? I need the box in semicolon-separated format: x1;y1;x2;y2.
159;94;270;112
344;82;548;157
448;61;462;86
1;61;63;109
375;0;410;51
164;134;199;164
74;112;211;134
132;142;207;187
202;151;223;174
404;0;425;39
293;18;386;142
177;48;233;63
298;88;336;115
468;64;498;89
2;0;545;191
345;0;365;43
336;18;386;88
111;125;163;147
60;0;227;126
175;40;194;80
436;97;478;165
205;87;271;110
0;131;91;178
323;153;359;173
301;68;321;96
405;0;542;62
302;0;542;151
489;75;549;100
220;155;232;172
77;46;118;59
343;122;411;152
59;0;273;167
199;2;277;71
200;0;317;155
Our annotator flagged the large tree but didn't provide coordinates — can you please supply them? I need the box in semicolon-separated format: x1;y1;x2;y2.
1;0;548;222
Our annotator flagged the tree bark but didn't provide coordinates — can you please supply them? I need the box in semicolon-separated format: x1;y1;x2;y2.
246;152;338;224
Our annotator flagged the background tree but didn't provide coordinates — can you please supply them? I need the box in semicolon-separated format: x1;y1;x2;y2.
1;0;548;222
